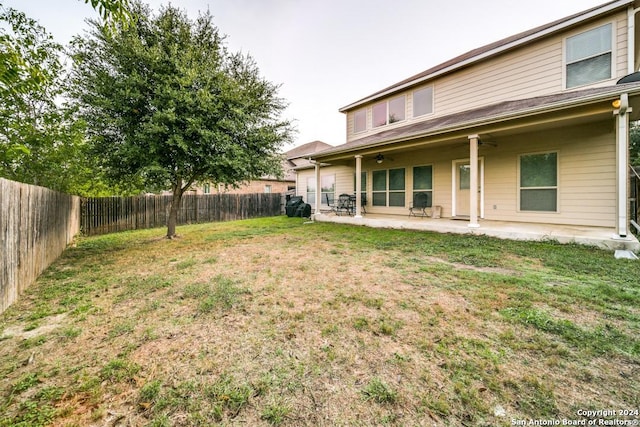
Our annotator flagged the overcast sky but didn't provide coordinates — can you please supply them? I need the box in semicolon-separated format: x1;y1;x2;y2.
6;0;606;151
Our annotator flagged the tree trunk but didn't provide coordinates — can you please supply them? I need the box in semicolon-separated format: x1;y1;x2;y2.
167;185;183;238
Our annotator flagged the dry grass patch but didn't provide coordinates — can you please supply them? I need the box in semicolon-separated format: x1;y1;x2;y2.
1;217;639;426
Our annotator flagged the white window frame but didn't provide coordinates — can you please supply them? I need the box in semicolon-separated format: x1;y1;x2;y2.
412;164;434;207
563;22;614;89
306;177;316;207
320;174;336;207
372;95;406;128
518;151;559;213
372;167;406;207
353;109;367;133
412;86;434;118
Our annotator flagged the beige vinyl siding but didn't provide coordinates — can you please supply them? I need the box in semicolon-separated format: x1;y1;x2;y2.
346;12;628;143
615;16;628;78
481;122;615;227
436;38;563;116
319;120;616;227
296;166;356;206
335;167;356;195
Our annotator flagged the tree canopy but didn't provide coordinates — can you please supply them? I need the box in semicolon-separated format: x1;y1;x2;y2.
0;4;89;193
0;1;137;195
82;0;131;25
68;2;294;236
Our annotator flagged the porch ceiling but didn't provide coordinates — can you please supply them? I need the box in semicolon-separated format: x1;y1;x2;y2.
315;83;640;164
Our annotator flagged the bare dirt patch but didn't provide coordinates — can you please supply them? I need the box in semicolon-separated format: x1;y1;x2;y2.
1;313;68;340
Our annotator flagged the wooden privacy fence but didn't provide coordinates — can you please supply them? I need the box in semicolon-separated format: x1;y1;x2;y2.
81;192;284;236
0;178;81;314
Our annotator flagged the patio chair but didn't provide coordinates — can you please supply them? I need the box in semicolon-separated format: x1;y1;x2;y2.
409;192;430;218
336;193;353;216
325;193;338;214
349;193;367;214
359;193;367;214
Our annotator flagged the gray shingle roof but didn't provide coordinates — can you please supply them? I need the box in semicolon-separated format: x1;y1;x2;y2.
315;82;640;159
285;140;333;160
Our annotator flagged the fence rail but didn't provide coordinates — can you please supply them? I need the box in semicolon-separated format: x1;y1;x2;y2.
81;193;284;236
0;178;80;314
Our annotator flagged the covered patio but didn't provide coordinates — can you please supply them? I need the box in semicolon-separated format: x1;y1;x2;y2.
302;84;640;254
313;212;640;251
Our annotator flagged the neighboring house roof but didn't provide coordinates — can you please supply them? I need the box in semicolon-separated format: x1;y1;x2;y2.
339;0;633;112
285;140;333;170
286;140;333;160
315;82;640;159
277;155;297;182
254;155;296;182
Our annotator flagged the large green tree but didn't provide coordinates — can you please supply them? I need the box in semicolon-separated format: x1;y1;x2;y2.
0;1;135;195
82;0;131;24
68;3;293;237
0;4;91;193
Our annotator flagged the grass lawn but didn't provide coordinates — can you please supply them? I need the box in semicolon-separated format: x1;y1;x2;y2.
1;216;639;426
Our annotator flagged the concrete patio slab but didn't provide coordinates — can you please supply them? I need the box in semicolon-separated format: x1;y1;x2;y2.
313;212;640;252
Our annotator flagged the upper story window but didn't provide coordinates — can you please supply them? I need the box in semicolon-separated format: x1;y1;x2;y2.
354;109;366;133
372;95;406;128
566;23;612;89
413;87;433;117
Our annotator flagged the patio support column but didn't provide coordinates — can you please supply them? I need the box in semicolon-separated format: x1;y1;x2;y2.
314;162;322;216
354;155;363;218
468;134;480;228
614;94;631;238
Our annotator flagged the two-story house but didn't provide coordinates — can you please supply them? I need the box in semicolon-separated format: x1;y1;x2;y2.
300;0;640;250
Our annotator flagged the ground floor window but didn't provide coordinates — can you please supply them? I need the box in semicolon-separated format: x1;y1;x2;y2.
306;177;316;206
519;152;558;212
321;174;335;206
354;172;367;203
412;165;433;206
372;168;405;207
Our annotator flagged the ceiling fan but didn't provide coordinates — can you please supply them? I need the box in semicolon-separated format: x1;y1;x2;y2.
478;140;498;147
454;139;498;149
374;153;395;164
